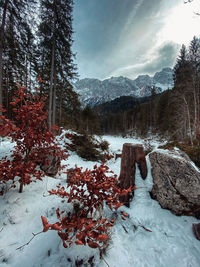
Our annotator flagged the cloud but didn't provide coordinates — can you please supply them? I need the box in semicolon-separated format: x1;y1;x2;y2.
72;0;198;80
141;42;180;73
109;42;180;79
73;0;144;78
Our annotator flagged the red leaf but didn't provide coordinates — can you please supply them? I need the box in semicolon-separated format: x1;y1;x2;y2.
24;173;30;180
75;240;84;245
100;218;107;224
96;234;109;242
115;202;123;210
96;226;107;232
52;125;59;131
58;232;67;240
10;102;16;106
51;223;62;231
105;219;115;227
63;241;68;248
121;211;129;217
76;232;86;241
120;186;132;196
41;216;51;232
85;222;96;231
87;231;99;239
41;216;48;226
87;240;99;249
43;224;51;232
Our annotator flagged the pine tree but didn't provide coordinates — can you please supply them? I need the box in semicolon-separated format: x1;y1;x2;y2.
0;0;9;114
38;0;78;128
173;44;194;143
155;90;171;136
0;0;37;117
188;36;200;139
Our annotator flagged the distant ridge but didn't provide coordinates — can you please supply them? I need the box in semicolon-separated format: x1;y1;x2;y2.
74;67;174;107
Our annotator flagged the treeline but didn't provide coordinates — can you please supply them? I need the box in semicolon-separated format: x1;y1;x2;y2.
0;0;80;128
89;36;200;144
96;89;171;137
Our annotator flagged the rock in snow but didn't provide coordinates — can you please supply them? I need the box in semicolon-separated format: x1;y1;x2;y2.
149;151;200;218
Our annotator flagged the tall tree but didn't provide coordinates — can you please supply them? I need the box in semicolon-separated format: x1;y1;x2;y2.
188;36;200;139
38;0;78;128
173;44;194;143
0;0;9;114
0;0;37;117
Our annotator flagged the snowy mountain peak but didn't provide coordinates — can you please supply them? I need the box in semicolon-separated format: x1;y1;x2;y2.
153;68;174;86
74;67;174;107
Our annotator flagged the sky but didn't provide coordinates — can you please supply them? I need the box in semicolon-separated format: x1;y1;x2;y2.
72;0;200;80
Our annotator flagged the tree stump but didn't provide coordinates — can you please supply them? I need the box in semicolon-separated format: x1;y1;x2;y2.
119;143;147;207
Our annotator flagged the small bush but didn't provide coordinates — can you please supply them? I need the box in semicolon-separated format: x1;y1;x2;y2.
99;140;109;151
0;86;68;193
66;133;110;162
42;164;131;249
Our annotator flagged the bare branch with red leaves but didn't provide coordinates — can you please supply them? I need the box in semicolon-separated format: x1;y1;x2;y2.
42;163;131;249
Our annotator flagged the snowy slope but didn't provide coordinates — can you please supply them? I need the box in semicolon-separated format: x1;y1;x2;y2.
0;135;199;267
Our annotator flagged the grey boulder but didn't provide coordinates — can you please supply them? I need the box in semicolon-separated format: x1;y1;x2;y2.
149;151;200;218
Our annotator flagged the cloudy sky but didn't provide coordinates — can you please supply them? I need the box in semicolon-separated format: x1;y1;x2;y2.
72;0;200;80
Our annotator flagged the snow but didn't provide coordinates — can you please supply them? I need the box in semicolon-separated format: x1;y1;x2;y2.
0;135;199;267
74;68;174;107
155;82;173;92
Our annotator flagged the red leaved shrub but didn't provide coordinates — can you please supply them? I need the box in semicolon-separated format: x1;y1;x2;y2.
42;164;132;249
0;86;68;193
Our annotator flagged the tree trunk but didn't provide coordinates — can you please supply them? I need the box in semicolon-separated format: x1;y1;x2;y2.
191;76;198;139
25;54;28;88
119;143;147;207
48;0;56;129
183;96;193;145
59;94;62;127
19;183;23;193
48;40;55;129
0;0;9;114
197;80;200;138
52;72;56;127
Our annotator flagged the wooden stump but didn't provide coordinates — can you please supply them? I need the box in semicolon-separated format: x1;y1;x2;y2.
119;143;147;207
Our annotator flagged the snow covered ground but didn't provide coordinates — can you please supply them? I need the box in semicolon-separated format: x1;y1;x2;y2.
0;135;199;267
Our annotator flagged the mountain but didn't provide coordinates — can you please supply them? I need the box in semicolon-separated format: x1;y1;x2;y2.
74;67;174;107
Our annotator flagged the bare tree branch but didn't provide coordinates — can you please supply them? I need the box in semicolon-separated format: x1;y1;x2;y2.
16;231;43;250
